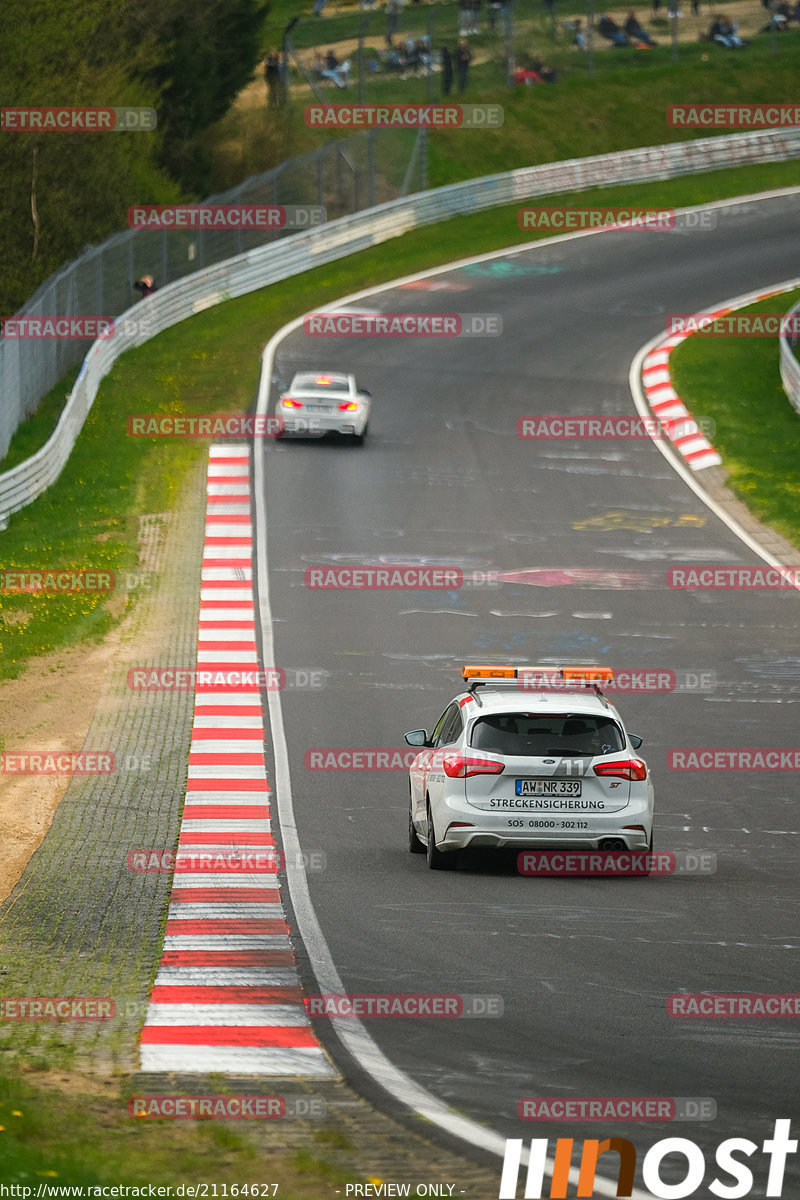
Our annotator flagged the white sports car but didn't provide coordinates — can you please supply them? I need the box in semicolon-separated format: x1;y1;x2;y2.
277;372;371;442
405;665;655;870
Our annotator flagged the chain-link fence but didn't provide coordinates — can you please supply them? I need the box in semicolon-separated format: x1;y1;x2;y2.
0;127;426;463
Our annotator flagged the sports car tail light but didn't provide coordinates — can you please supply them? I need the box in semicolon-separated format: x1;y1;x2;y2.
443;752;504;779
281;398;303;408
593;759;647;782
337;401;357;411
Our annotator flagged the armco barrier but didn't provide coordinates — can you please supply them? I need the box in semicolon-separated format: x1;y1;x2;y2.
779;296;800;415
1;126;800;528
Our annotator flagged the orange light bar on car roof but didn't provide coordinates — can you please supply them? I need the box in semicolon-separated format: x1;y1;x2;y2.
461;665;516;679
462;664;615;683
314;375;333;384
561;666;614;683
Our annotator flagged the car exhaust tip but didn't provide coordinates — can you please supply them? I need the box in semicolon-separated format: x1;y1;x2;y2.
599;838;628;851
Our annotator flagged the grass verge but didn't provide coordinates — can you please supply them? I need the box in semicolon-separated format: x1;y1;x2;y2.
0;1072;357;1194
669;290;800;550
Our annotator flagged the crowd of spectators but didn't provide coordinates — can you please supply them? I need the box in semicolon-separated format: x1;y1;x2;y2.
294;0;800;108
379;36;434;76
596;11;657;44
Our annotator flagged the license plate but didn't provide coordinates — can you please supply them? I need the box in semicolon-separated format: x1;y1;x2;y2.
515;779;582;797
302;404;329;412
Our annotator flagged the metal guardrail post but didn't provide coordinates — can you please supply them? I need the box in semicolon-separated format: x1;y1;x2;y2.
779;297;800;415
368;130;377;208
586;0;595;77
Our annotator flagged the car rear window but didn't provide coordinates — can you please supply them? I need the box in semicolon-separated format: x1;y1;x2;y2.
291;373;350;392
469;713;625;757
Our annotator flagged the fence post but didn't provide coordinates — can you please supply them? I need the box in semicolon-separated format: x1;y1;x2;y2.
368;129;376;208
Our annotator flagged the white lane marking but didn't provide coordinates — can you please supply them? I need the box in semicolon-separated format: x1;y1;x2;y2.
182;793;270;804
179;823;272;835
167;904;285;918
145;1004;310;1026
163;935;290;950
200;588;254;601
189;740;264;753
193;718;264;729
170;878;281;888
208;463;249;477
206;523;253;536
154;968;299;985
198;609;256;621
140;1046;335;1075
203;504;252;515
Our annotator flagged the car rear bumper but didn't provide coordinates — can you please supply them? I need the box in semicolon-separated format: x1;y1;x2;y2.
439;829;651;852
434;797;653;852
279;413;367;437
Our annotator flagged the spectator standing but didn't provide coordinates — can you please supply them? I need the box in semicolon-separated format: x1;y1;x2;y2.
264;50;282;107
455;38;472;91
385;0;405;44
133;275;156;299
441;44;454;93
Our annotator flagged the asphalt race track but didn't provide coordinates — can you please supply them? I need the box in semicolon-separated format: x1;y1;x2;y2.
258;192;800;1192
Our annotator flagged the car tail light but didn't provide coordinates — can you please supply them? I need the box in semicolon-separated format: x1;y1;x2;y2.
337;401;358;411
593;759;647;782
443;752;504;779
281;397;303;409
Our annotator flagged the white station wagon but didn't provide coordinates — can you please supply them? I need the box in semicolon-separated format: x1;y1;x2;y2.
405;665;655;870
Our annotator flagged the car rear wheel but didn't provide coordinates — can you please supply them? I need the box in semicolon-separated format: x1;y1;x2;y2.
352;425;368;445
426;801;457;871
408;802;425;854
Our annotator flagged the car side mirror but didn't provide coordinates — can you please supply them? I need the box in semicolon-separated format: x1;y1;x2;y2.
361;389;372;398
629;734;643;750
404;728;429;747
